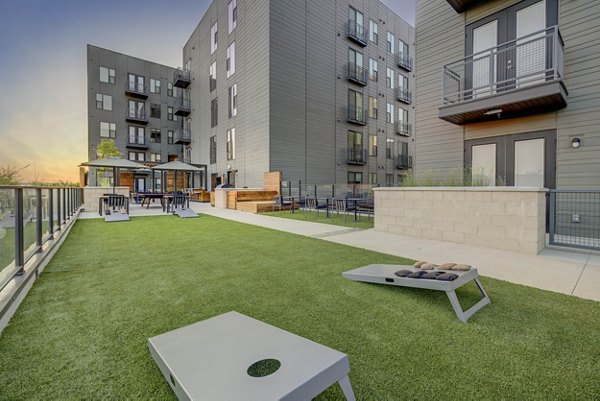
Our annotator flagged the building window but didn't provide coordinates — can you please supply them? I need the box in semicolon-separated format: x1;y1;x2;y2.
167;82;176;97
128;126;145;145
399;74;408;94
348;172;363;184
229;84;238;117
150;103;161;119
228;0;237;33
398;107;408;125
386;138;394;159
211;22;218;54
386;173;394;186
369;58;378;81
226;128;235;160
348;130;363;152
167;106;177;121
150;78;161;94
150;153;162;162
127;73;145;93
128;152;136;161
226;42;236;78
167;130;174;144
348;89;364;121
386;103;395;123
369;172;377;184
369;20;378;44
210;135;217;164
348;7;365;37
369;134;377;156
211;98;218;127
128;100;145;119
209;61;217;92
96;94;112;110
150;129;161;143
99;66;115;84
386;67;395;89
387;32;395;54
368;96;377;119
398;39;409;61
100;122;116;138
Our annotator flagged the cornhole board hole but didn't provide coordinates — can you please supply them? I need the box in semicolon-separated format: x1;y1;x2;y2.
148;311;356;401
343;264;491;322
173;208;198;218
104;211;129;222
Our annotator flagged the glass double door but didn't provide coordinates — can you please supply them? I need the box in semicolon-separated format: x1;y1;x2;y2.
467;0;555;97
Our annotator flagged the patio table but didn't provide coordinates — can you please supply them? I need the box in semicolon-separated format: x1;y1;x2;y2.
140;193;167;209
148;311;356;401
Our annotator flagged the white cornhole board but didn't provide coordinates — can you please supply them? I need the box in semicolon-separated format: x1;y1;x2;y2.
104;211;130;222
147;311;356;401
343;264;491;322
173;208;198;218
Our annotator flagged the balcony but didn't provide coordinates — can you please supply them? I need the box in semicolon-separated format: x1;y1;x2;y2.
126;137;149;149
439;26;567;125
125;108;148;124
125;82;148;99
174;98;191;117
346;147;367;165
397;52;413;72
173;69;191;89
395;154;413;169
396;122;412;137
174;129;191;144
347;20;368;47
347;106;367;125
396;88;412;104
347;63;368;86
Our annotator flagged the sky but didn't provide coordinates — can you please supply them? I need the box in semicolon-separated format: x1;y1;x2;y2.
0;0;414;183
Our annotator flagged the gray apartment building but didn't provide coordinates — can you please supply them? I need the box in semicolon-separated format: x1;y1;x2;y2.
415;0;600;189
183;0;415;188
86;45;192;191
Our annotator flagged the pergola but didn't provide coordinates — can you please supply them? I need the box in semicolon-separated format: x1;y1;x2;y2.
80;157;147;193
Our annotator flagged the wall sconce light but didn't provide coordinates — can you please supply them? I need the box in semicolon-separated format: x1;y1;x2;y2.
572;138;581;148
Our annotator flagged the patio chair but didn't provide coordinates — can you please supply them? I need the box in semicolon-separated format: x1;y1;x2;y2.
304;196;326;219
103;195;129;222
356;198;374;220
333;198;348;223
272;195;292;213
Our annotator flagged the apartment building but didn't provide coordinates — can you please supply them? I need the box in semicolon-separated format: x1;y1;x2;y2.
183;0;415;188
87;45;190;191
415;0;600;189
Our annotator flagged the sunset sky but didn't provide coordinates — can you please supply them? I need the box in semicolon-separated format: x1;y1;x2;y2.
0;0;414;183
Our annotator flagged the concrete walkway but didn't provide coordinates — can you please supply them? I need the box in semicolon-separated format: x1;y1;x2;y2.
191;203;600;302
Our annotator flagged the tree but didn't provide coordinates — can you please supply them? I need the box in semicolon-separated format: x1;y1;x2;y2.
0;165;21;185
96;139;121;158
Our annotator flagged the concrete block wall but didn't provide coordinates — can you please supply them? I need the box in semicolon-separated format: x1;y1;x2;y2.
374;187;547;254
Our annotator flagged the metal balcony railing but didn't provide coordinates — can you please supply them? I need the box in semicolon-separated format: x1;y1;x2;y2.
175;129;191;144
396;154;413;169
347;147;368;165
395;122;412;137
397;52;413;71
173;69;191;88
127;136;149;148
347;20;368;46
347;106;367;125
125;81;147;98
442;26;564;105
396;88;412;104
126;108;147;122
174;98;191;116
347;63;368;86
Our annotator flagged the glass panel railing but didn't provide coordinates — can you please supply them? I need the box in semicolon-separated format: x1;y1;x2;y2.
23;188;38;262
42;189;51;243
0;189;16;285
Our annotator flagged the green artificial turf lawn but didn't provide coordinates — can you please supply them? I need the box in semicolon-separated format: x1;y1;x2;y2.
264;210;375;229
0;216;599;400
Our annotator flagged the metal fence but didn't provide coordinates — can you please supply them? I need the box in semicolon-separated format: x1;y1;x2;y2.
280;181;378;199
548;190;600;250
0;186;83;291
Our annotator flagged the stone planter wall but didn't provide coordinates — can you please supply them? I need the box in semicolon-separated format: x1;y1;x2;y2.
374;187;547;254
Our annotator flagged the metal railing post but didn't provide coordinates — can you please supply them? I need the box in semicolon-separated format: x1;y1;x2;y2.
48;188;54;239
36;188;43;249
56;188;61;231
62;188;66;223
15;188;25;276
489;48;494;93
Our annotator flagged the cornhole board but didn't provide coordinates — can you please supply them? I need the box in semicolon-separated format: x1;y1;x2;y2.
173;208;198;218
343;264;491;322
104;211;129;222
148;311;356;401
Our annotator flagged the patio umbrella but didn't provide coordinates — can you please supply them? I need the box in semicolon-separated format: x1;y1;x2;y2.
151;161;204;192
80;157;148;193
